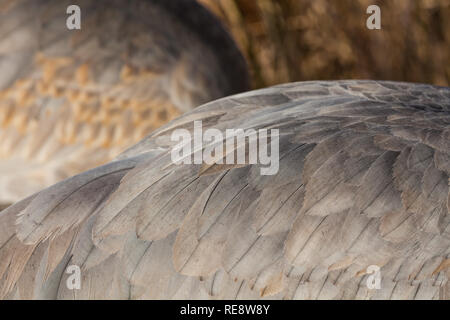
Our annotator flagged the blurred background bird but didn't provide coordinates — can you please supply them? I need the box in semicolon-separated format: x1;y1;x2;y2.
0;0;250;206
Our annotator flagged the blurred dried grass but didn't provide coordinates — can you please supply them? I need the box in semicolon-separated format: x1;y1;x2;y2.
200;0;450;88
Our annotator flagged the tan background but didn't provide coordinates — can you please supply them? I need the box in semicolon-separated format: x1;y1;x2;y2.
201;0;450;88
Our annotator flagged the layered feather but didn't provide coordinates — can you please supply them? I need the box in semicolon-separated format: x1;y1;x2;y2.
0;80;449;299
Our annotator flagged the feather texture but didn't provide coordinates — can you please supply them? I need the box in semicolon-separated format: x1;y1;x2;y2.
0;80;449;299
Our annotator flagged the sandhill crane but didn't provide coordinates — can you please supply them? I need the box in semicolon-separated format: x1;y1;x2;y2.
0;0;249;205
0;80;448;299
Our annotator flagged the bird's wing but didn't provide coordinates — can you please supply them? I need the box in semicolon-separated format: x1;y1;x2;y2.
0;0;249;204
1;80;449;299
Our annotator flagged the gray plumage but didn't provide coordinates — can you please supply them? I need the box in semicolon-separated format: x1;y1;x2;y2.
0;80;449;299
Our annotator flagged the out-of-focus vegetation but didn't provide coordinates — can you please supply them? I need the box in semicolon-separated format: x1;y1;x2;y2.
201;0;450;88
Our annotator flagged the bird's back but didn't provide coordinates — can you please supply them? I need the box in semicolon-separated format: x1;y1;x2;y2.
0;80;448;299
